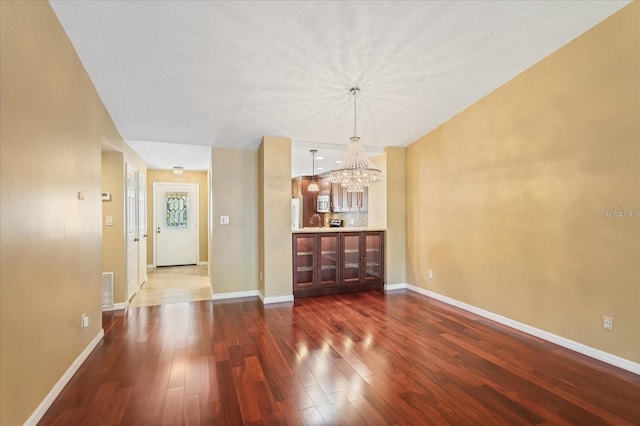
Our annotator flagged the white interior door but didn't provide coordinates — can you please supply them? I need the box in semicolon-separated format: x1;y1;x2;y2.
126;164;139;299
138;172;147;285
154;183;198;266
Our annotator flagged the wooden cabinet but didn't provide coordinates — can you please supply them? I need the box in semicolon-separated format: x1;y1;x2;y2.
293;231;384;298
293;233;340;293
340;231;384;285
330;183;368;212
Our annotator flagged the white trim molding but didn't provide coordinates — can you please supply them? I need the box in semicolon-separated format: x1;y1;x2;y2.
212;290;260;300
103;302;129;312
384;283;409;291
259;293;294;305
25;330;104;426
401;284;639;375
197;261;208;266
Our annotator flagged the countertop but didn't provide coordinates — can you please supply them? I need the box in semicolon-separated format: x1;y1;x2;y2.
292;227;385;233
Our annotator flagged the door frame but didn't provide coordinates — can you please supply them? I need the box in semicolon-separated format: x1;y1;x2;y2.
126;163;139;300
152;182;200;267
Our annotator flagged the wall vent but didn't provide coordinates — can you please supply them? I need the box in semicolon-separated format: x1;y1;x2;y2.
102;272;114;309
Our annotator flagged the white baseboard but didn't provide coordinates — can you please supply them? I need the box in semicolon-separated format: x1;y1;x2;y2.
147;264;155;270
259;293;294;304
197;261;208;266
102;301;129;312
212;290;260;300
384;283;409;291
25;329;104;426
402;284;639;375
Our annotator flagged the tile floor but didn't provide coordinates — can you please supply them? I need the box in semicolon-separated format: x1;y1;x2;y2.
128;264;211;307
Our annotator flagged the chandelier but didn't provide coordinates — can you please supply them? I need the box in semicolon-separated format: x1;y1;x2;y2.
328;87;382;192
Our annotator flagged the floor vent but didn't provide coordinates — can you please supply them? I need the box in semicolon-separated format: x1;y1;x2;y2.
102;272;114;309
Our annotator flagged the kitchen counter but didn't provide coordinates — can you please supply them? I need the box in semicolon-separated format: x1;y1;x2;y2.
292;227;385;233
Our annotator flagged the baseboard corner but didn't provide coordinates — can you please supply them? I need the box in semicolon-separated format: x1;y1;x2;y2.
25;329;104;426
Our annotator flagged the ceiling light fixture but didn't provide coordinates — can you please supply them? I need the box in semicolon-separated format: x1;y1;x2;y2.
307;149;319;192
173;166;184;177
329;87;382;192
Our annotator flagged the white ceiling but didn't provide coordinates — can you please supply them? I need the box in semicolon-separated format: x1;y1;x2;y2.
50;0;629;175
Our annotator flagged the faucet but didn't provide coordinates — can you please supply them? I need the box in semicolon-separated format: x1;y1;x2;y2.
310;214;322;227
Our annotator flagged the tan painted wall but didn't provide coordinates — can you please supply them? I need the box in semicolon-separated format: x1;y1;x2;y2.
102;151;127;303
210;148;259;294
259;137;293;298
0;2;126;424
368;154;387;229
406;3;639;362
384;147;407;285
146;170;209;265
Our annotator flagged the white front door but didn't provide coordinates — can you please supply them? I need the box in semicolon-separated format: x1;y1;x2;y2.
138;172;148;285
154;183;198;267
126;164;139;299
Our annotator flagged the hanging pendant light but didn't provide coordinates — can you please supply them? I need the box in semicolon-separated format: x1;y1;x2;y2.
328;87;382;192
307;149;319;192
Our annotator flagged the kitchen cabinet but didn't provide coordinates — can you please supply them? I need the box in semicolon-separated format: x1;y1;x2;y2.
330;182;368;212
293;230;384;298
293;233;340;292
340;231;383;284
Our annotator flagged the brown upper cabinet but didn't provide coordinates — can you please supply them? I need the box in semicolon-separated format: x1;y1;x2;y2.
330;182;368;212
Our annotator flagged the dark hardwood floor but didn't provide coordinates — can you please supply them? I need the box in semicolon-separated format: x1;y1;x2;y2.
40;290;640;425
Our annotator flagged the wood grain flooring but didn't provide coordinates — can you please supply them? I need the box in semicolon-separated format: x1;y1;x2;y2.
40;290;640;425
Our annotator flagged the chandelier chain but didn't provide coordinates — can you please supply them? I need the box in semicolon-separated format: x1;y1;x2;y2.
351;87;359;138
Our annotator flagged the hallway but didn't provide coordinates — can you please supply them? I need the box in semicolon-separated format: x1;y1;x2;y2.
129;265;211;308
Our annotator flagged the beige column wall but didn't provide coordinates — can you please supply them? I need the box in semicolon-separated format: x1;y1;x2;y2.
210;148;259;294
0;2;129;424
384;147;407;285
259;137;293;299
146;170;209;265
405;3;639;362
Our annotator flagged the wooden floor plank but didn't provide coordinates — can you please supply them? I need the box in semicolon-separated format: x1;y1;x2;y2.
38;290;640;425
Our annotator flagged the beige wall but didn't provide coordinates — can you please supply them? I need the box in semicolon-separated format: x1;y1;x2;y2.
384;147;407;285
0;2;127;424
101;151;127;302
406;3;639;363
146;170;209;265
210;148;259;294
259;137;293;299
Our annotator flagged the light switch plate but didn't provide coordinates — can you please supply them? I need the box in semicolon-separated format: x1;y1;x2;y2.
220;216;230;224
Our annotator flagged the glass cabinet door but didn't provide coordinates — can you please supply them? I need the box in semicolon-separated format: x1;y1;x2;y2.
293;234;317;290
363;232;384;282
318;234;339;287
341;233;362;284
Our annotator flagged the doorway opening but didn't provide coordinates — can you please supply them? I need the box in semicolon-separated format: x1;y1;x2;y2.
130;175;211;307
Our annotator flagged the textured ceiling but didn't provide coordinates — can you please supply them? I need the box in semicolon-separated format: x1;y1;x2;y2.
50;0;629;173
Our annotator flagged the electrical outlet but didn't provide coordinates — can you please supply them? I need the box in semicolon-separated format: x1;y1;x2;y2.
428;270;433;280
602;316;613;331
220;216;229;224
